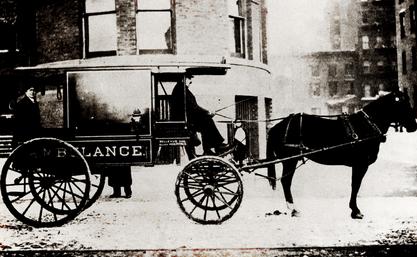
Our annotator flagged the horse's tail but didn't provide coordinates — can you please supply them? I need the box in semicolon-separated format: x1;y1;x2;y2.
266;128;277;190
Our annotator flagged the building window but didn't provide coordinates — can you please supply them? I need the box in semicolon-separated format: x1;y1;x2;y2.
136;0;174;54
400;11;406;39
363;61;371;73
375;36;384;48
390;35;396;47
362;12;368;24
412;47;417;71
311;107;321;115
346;82;354;95
402;51;407;74
378;83;385;92
312;65;320;77
411;5;416;34
84;0;117;57
228;0;245;57
0;23;16;53
364;84;372;98
345;63;354;77
311;83;320;97
362;36;369;49
328;64;337;77
377;60;384;72
328;82;338;97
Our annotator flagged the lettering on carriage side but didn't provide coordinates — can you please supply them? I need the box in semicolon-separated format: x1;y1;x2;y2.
78;146;91;157
105;146;117;157
93;147;105;157
132;145;144;156
119;146;129;157
73;144;148;159
57;147;67;158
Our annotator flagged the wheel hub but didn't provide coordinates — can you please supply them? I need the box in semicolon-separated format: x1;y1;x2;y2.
203;185;215;196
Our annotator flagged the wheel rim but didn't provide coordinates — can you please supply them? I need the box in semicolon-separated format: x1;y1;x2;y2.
175;156;243;224
83;172;105;210
1;138;90;227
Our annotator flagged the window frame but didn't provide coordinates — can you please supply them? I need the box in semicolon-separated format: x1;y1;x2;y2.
84;0;117;58
328;81;338;97
136;0;175;54
410;5;415;34
402;51;407;75
228;0;246;58
363;60;371;74
400;11;406;39
362;35;369;49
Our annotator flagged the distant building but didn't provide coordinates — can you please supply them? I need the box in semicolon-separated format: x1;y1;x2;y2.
305;50;360;115
357;0;398;104
395;0;417;116
304;0;360;115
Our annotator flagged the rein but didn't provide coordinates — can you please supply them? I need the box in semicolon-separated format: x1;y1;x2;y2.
240;133;386;173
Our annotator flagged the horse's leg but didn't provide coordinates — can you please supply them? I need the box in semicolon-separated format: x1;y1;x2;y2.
349;165;368;219
281;159;300;217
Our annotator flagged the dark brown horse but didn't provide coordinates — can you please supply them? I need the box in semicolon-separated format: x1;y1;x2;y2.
266;91;417;219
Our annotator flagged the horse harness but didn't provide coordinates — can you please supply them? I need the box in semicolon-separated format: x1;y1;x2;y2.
283;111;386;153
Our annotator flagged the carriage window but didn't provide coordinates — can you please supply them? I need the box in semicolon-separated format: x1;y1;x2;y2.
68;70;151;135
37;85;65;128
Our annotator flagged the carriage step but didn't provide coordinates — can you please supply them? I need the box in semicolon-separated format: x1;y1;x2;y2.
0;135;13;157
8;192;26;197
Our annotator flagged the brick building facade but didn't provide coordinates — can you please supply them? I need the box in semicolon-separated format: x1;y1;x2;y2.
396;0;417;116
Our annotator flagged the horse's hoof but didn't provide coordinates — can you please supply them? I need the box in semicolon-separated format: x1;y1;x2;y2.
291;209;301;217
351;211;364;219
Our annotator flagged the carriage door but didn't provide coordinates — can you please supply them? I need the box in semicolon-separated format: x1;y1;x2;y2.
153;73;188;164
235;95;258;159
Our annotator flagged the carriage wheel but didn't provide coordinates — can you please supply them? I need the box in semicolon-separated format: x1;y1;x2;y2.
175;156;243;224
83;172;105;210
1;138;91;227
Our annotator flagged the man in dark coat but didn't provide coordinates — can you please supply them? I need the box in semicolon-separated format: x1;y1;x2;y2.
171;75;228;155
13;86;41;146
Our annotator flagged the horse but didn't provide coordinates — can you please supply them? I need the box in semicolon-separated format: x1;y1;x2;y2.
266;90;417;219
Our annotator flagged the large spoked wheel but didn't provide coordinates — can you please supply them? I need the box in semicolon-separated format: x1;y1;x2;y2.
175;156;243;224
1;138;91;227
84;171;105;210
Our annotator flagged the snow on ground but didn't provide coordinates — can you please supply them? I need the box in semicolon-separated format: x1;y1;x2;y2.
0;129;417;250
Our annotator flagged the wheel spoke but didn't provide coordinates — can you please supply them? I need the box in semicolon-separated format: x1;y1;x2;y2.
213;192;233;210
22;197;37;216
210;195;221;219
203;196;209;220
51;184;85;200
181;189;205;203
67;182;79;207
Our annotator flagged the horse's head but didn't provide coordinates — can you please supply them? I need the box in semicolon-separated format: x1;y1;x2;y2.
386;91;417;132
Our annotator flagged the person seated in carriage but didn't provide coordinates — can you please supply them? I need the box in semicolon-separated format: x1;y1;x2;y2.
171;74;230;156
